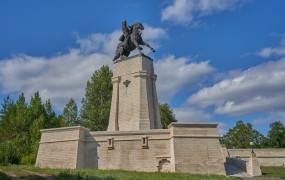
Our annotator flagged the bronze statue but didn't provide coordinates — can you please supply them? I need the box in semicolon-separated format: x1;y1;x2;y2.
113;20;155;62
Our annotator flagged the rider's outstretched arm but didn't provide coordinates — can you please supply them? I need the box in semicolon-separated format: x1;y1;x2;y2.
143;41;155;52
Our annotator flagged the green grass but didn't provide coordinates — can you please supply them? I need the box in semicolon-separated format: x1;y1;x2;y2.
0;165;236;180
1;165;285;179
0;171;10;180
261;166;285;177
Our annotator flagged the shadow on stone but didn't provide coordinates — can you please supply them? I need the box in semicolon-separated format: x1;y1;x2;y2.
225;157;248;176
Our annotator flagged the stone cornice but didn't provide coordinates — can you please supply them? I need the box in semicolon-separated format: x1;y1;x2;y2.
90;129;170;136
168;122;218;128
115;54;153;63
40;126;89;132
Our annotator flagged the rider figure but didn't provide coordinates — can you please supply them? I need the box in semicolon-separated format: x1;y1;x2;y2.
113;20;155;62
118;20;131;50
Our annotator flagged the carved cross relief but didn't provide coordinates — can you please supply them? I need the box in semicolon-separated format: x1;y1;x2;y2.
123;79;131;95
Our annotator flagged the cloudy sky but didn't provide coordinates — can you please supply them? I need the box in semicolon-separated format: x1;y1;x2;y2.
0;0;285;134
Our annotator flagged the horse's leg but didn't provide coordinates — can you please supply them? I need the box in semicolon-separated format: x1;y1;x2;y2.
143;42;155;52
113;46;123;62
131;36;143;54
113;52;120;62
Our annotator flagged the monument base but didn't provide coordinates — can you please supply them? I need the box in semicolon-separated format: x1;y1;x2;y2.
36;123;226;175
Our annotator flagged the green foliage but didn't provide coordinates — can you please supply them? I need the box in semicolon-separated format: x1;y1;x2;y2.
0;172;10;180
160;103;177;129
0;141;21;165
0;165;237;180
0;92;63;165
267;121;285;148
261;166;285;177
221;120;267;148
63;98;78;126
80;65;113;131
20;153;36;165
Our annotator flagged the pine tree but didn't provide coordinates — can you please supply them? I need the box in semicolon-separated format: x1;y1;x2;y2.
63;98;78;126
160;103;177;129
0;92;64;165
80;65;113;131
0;96;16;141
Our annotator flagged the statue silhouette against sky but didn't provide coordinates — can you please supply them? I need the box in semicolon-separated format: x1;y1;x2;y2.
113;20;155;62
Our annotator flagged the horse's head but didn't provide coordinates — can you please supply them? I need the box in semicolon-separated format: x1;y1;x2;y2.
131;23;144;34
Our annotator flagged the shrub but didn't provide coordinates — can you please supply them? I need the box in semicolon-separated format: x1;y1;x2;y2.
0;141;21;165
20;153;36;165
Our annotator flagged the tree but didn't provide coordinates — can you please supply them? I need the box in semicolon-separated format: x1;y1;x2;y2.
221;120;267;148
80;65;113;131
0;92;63;165
160;103;177;129
63;99;78;126
267;121;285;148
0;96;16;141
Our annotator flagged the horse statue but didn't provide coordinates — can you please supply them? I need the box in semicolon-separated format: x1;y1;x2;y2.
113;20;155;62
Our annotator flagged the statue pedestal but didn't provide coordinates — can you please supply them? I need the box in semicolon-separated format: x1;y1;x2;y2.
108;55;162;131
35;54;226;175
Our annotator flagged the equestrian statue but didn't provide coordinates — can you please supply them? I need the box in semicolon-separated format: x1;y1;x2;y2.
113;20;155;62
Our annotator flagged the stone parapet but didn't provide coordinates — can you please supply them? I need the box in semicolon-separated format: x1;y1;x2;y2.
36;126;90;169
227;148;285;166
168;122;226;175
36;124;227;175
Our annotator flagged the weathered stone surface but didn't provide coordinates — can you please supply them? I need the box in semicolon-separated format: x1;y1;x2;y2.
36;55;226;175
108;55;161;131
227;148;285;167
36;122;227;175
247;152;262;177
35;126;88;169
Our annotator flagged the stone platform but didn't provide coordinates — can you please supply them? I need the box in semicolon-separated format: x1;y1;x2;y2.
36;55;227;175
36;122;226;175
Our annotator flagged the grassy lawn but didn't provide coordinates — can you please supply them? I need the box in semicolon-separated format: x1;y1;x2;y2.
1;165;285;180
261;166;285;177
0;165;237;180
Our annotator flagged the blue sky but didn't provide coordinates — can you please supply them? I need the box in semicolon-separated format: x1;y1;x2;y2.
0;0;285;135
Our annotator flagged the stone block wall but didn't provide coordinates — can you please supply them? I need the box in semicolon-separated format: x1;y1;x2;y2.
108;55;161;131
90;130;171;172
36;123;226;175
169;123;226;175
35;126;88;169
227;149;285;166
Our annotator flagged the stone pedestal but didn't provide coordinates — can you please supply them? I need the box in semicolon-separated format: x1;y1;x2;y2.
247;151;262;177
35;54;227;175
108;55;162;131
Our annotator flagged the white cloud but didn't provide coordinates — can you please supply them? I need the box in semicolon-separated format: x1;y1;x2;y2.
76;25;167;55
76;31;121;55
174;106;227;135
188;58;285;115
161;0;249;25
0;25;166;110
155;55;214;102
258;37;285;58
174;107;211;122
253;112;285;126
217;122;227;135
0;23;214;114
0;50;112;108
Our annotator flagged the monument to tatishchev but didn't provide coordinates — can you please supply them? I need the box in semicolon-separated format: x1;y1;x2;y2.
35;21;226;175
